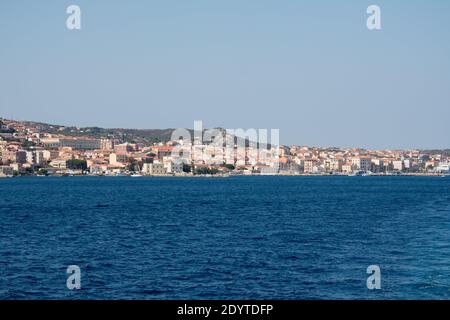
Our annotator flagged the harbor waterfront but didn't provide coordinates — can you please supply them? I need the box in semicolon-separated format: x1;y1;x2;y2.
1;118;450;178
0;176;449;299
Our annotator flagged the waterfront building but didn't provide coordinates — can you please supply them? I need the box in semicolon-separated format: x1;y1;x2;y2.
393;160;404;171
351;157;372;172
342;162;353;174
371;159;385;173
436;162;450;173
324;159;343;172
142;163;167;175
303;159;318;173
49;159;67;169
163;161;184;174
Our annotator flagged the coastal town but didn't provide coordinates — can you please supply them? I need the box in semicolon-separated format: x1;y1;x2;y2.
0;118;449;177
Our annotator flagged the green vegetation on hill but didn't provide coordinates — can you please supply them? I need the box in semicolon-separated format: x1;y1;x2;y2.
0;119;15;133
21;120;183;144
423;149;450;157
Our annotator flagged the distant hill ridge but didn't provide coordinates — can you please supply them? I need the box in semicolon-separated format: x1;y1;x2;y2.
18;119;184;145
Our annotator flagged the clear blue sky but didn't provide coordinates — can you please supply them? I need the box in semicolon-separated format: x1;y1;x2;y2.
1;0;449;149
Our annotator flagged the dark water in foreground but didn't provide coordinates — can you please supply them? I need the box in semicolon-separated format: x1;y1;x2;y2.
0;176;449;300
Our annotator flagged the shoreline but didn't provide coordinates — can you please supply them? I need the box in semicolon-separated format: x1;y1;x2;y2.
1;173;448;178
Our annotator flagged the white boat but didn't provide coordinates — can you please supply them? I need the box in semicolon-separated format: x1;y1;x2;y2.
130;163;144;177
349;171;366;176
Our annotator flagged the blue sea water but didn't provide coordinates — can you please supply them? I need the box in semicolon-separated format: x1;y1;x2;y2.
0;176;449;300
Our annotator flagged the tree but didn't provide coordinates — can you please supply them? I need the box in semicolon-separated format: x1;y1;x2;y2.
126;158;140;172
66;159;87;170
224;164;235;170
37;168;48;176
194;167;219;175
182;164;192;173
22;140;37;150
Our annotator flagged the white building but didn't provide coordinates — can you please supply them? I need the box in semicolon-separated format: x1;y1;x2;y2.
324;159;342;172
371;159;385;173
26;150;48;166
403;159;412;169
49;159;67;169
392;160;404;171
142;163;167;175
351;157;371;172
342;163;353;174
163;161;184;174
436;162;450;173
